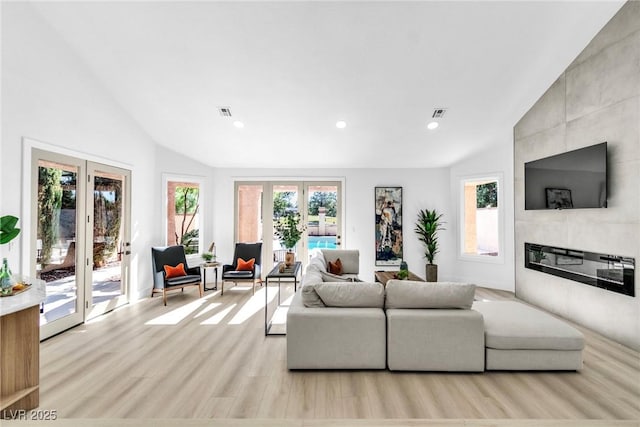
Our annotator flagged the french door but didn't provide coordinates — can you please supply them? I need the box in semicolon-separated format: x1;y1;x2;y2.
32;149;131;339
235;181;342;274
86;162;131;320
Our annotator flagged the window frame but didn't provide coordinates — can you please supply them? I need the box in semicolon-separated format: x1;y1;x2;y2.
458;173;504;264
162;173;205;259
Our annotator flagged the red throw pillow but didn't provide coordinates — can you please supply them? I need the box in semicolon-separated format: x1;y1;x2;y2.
164;263;187;279
237;257;255;271
328;258;343;275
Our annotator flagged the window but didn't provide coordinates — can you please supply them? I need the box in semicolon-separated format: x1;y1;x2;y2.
165;177;202;255
234;180;343;273
460;175;502;262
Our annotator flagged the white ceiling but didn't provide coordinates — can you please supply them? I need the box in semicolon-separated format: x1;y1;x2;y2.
29;1;624;169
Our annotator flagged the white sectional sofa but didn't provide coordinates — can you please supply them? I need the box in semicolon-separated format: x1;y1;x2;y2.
287;250;585;372
473;300;585;370
287;249;387;369
287;283;387;369
385;280;485;372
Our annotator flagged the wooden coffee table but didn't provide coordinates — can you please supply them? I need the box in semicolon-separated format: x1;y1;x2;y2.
374;270;425;286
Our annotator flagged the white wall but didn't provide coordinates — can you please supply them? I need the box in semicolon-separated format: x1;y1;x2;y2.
1;3;154;300
212;168;453;282
448;138;515;291
0;2;517;304
1;3;218;300
154;145;216;258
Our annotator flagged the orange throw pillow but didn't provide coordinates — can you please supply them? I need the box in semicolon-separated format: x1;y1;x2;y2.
237;257;255;271
164;263;187;279
328;258;343;275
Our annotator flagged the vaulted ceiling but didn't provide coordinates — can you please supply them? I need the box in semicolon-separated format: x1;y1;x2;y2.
29;1;624;168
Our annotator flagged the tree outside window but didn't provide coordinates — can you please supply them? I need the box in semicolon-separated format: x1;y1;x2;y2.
167;181;199;254
462;178;499;257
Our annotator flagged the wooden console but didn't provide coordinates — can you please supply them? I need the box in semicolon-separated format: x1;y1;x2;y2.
0;280;45;418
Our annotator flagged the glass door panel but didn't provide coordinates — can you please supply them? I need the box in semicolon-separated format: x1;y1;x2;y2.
87;164;130;319
236;184;264;244
306;184;341;253
272;184;301;268
33;152;85;339
235;181;342;274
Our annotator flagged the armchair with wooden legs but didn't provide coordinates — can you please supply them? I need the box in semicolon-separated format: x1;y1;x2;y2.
151;245;203;305
221;242;263;295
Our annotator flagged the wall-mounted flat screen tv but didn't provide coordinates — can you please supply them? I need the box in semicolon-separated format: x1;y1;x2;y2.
524;142;607;210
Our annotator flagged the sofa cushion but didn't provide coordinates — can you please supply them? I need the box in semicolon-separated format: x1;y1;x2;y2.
321;249;359;274
301;285;325;307
166;274;201;286
321;271;354;282
385;280;476;309
314;282;384;308
301;269;323;287
472;301;585;351
308;251;327;271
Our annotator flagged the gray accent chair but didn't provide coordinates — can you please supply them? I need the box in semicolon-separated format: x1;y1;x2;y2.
151;245;202;306
221;242;262;295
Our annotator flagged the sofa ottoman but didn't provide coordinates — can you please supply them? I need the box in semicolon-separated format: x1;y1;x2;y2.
472;300;585;371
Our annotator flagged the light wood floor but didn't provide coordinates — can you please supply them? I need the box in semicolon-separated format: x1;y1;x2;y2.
29;284;640;426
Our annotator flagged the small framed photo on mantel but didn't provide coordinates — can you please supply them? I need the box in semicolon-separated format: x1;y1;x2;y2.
374;186;403;266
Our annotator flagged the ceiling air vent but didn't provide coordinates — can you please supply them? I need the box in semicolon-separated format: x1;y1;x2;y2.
218;107;232;117
432;108;447;118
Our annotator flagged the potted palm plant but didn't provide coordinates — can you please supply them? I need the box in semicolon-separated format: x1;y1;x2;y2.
414;209;445;282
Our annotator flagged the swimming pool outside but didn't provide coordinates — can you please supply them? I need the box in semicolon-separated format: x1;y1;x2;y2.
308;236;337;250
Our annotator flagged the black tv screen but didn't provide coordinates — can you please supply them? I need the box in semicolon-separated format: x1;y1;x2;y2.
524;142;607;210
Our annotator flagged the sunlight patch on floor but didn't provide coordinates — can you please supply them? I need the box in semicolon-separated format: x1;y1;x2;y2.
200;304;237;325
145;299;208;325
228;287;277;325
281;293;294;305
271;305;288;325
194;302;222;318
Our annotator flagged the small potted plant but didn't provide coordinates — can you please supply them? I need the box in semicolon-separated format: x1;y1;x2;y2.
414;209;445;282
274;211;304;266
0;215;21;294
202;252;214;262
396;269;409;280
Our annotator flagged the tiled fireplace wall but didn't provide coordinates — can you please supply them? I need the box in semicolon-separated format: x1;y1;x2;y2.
514;1;640;350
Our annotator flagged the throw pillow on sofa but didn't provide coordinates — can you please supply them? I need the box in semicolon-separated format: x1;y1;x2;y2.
327;258;343;275
385;280;476;309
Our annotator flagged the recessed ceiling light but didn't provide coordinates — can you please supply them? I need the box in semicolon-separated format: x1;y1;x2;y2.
427;121;439;130
336;120;347;129
233;121;245;128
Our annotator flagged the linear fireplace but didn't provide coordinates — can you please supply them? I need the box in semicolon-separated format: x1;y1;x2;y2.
524;243;635;297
